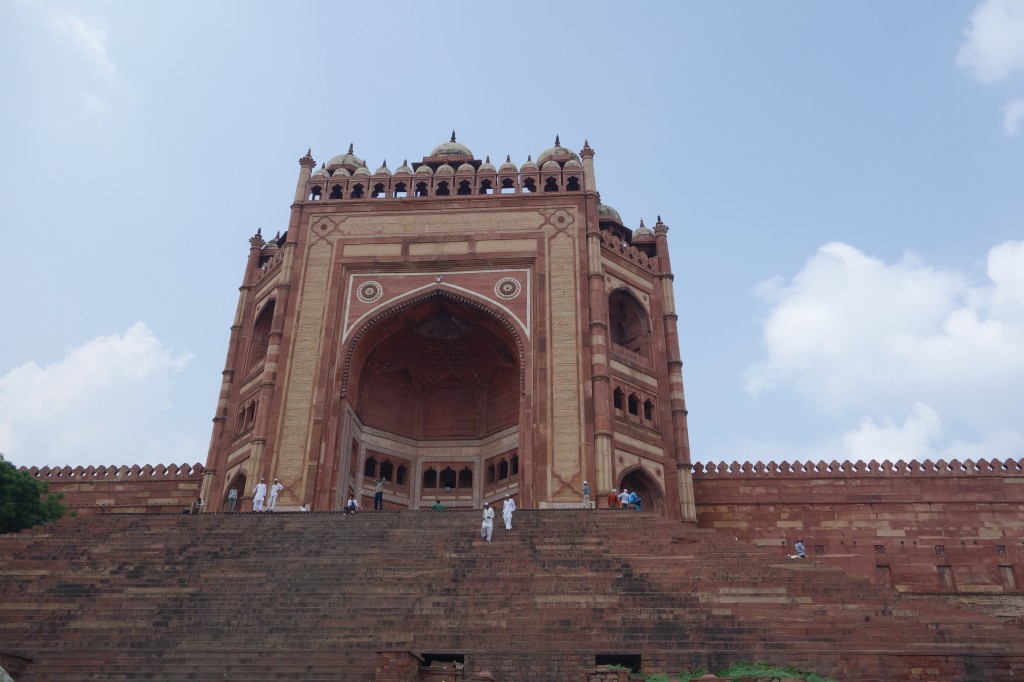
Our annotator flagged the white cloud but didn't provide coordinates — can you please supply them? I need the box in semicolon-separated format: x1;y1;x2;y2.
957;0;1024;134
745;240;1024;460
1004;98;1024;135
0;323;196;469
842;402;943;461
957;0;1024;83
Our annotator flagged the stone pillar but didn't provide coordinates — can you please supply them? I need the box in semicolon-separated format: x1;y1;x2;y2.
654;217;696;523
294;149;315;203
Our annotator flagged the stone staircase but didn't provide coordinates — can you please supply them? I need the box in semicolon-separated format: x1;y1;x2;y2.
1;510;1022;681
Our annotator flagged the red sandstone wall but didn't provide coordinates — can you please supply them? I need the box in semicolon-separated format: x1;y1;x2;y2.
22;463;205;516
693;457;1024;608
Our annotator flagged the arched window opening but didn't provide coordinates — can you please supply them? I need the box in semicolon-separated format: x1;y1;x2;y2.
543;177;559;192
458;467;473;489
246;400;256;425
566;176;581;191
457;180;472;195
329;185;343;200
350;183;364;199
522;178;536;193
613;387;624;411
371;182;387;198
643;399;655;422
608;290;651;359
309;186;322;201
364;456;378;478
479;179;494;195
486;463;496;484
500;178;515;194
394;182;408;198
439;467;457;489
379;460;394;482
510;454;519;476
628;394;640;416
498;459;509;480
423;468;437;489
435;181;450;196
247;300;275;372
396;464;407;486
236;408;246;433
415;182;429;197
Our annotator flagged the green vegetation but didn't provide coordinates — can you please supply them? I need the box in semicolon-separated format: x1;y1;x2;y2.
0;454;66;534
604;661;834;682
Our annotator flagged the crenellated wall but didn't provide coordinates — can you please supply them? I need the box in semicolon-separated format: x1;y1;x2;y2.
22;463;205;516
692;457;1024;620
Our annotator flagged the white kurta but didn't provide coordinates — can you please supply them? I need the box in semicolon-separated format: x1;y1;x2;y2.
502;498;516;530
267;482;283;510
481;507;495;541
252;482;267;511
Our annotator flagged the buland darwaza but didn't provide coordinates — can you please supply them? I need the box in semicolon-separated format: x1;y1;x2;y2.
201;134;696;520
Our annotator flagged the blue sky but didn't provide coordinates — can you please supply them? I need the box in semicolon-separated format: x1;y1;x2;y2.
1;0;1022;470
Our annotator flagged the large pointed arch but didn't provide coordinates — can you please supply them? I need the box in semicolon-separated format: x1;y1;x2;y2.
618;465;664;515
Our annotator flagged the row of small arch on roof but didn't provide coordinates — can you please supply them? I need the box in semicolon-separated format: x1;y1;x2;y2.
308;173;581;201
691;457;1024;476
600;229;655;270
23;463;205;479
315;156;582;180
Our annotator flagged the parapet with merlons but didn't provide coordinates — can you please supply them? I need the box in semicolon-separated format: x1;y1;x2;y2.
691;456;1024;477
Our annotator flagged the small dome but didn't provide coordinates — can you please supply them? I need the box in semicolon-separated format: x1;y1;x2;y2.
597;203;624;225
479;156;496;172
536;135;580;166
325;143;365;173
331;168;352;178
632;219;655;241
373;161;392;176
457;163;475;173
430;131;473;158
435;164;455;174
519;155;538;172
312;167;329;178
352;166;371;177
394;160;413;175
498;155;517;173
564;158;583;169
414;164;434;175
541;160;561;172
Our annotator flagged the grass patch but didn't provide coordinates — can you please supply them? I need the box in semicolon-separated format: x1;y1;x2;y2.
632;661;834;682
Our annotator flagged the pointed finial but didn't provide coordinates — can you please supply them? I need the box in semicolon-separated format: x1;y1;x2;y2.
485;155;490;163
555;134;560;146
639;218;646;228
451;130;457;142
580;139;595;158
657;214;662;223
382;159;387;168
527;155;532;161
403;159;408;166
306;148;311;156
298;149;315;168
321;163;325;169
348;143;354;154
506;154;511;162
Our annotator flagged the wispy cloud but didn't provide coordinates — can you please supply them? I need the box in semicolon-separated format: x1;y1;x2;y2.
957;0;1024;135
23;3;130;116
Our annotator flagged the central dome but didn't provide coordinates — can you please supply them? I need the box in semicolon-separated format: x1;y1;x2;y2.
430;131;473;158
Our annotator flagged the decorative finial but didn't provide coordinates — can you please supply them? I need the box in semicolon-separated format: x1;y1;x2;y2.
348;143;354;154
382;159;387;168
450;130;457;142
249;228;265;248
555;134;560;146
298;149;315;168
403;159;408;166
639;218;646;228
321;163;325;169
506;154;511;162
527;155;532;161
485;155;490;163
657;215;662;223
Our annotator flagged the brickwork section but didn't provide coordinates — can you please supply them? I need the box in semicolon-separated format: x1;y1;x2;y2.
20;463;204;516
693;457;1024;619
1;511;1022;680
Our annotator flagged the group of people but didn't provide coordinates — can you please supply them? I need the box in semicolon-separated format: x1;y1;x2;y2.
607;487;642;511
480;495;517;541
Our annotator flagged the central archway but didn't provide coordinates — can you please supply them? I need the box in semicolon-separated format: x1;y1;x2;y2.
341;291;524;510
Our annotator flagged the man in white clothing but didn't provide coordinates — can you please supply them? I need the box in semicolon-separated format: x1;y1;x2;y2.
618;488;630;509
252;478;267;512
267;479;284;511
502;495;516;531
480;502;495;541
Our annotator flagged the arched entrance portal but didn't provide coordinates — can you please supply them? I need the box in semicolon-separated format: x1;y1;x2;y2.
342;293;523;510
619;467;663;514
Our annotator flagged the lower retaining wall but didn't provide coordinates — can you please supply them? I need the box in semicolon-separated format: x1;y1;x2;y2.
21;463;204;515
